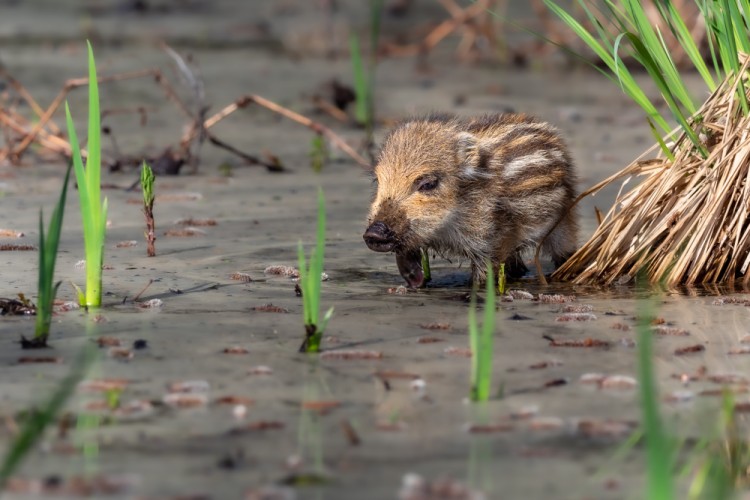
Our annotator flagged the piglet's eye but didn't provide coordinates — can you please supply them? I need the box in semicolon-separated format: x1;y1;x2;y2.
416;177;439;193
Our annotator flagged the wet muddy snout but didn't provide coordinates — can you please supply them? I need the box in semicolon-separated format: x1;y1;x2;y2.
363;221;396;252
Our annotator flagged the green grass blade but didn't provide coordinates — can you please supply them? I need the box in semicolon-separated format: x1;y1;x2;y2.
298;242;312;326
311;189;326;326
468;285;479;401
477;266;495;402
35;211;48;337
663;1;716;89
34;165;72;337
622;33;705;155
85;41;101;234
318;306;334;337
545;1;671;134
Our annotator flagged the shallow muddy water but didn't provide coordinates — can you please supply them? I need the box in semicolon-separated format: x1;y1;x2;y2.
2;2;750;499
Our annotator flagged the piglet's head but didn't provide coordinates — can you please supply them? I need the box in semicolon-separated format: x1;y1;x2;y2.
363;119;484;287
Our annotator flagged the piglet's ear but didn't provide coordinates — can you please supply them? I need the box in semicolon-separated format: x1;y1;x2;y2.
456;132;481;177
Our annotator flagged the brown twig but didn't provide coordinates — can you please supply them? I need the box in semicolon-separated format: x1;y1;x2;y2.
200;94;370;169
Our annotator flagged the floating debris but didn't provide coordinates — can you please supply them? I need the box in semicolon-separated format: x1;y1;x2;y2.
0;297;35;315
674;344;706;356
728;345;750;355
417;336;445;344
544;335;610;348
229;272;254;282
527;360;562;370
611;322;631;331
320;349;383;360
376;421;408;432
654;325;690;336
707;373;750;385
398;473;481;500
174;217;217;226
108;348;134;361
4;474;139;496
419;322;451;330
248;365;273;375
214;395;254;406
664;390;695;403
301;400;341;414
510;405;539;420
712;296;750;306
0;244;35;251
54;301;80;312
555;312;597;322
388;285;409;295
163;227;206;237
18;356;62;364
264;265;300;278
374;370;421;381
699;387;749;397
227;420;285;434
79;379;130;392
167;379;210;393
95;336;122;347
527;416;566;431
465;422;514;433
138;298;163;309
252;304;288;313
223;346;249;354
561;304;594;313
576;418;637;439
0;229;24;238
507;289;534;300
113;400;155;421
508;313;533;320
537;293;576;303
580;373;638;389
163;393;208;408
443;346;472;357
115;240;138;248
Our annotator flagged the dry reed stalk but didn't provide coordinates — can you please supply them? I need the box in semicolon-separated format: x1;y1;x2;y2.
553;55;750;286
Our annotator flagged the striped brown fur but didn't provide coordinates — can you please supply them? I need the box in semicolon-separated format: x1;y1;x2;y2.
363;113;579;287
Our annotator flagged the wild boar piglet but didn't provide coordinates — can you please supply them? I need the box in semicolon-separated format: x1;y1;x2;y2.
363;113;579;287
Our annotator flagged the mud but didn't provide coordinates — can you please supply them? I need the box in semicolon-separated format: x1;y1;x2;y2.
1;2;749;499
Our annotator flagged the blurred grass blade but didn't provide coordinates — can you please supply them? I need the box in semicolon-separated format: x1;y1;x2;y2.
350;34;369;126
637;302;674;500
0;342;97;489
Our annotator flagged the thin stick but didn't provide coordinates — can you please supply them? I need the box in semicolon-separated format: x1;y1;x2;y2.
132;279;154;302
201;95;371;169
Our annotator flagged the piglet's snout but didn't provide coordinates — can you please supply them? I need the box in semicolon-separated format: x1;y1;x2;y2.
363;221;396;252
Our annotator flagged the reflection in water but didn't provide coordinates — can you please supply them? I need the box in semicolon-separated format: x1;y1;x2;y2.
467;404;493;498
76;316;102;474
290;356;333;498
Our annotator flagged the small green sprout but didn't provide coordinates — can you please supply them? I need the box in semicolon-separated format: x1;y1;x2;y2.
141;161;156;257
420;248;432;284
298;189;334;353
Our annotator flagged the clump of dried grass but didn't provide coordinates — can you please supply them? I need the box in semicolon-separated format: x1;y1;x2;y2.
554;55;750;286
